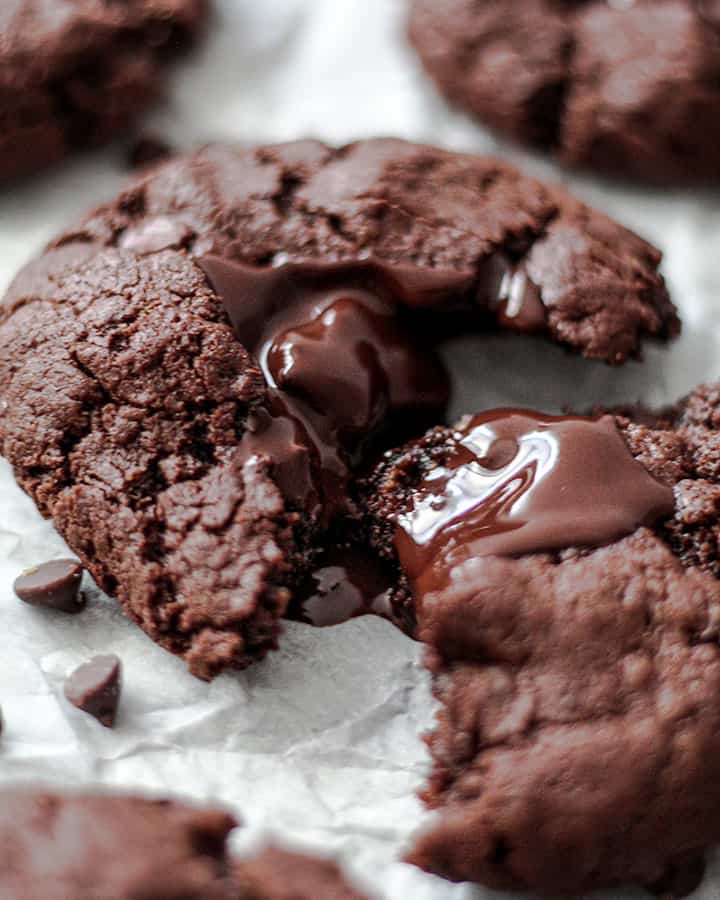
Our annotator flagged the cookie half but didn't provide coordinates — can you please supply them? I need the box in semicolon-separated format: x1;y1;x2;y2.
0;0;207;181
408;0;720;184
0;139;677;678
363;385;720;895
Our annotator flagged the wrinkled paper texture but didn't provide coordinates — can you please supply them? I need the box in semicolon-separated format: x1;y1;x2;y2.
1;1;720;897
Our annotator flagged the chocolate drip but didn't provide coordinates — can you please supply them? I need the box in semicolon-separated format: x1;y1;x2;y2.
394;410;675;592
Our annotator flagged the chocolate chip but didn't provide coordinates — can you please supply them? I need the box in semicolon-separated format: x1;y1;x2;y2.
119;216;193;255
64;655;122;728
14;559;85;613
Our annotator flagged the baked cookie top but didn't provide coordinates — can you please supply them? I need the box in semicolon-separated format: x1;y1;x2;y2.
408;0;720;184
0;0;207;181
0;139;677;679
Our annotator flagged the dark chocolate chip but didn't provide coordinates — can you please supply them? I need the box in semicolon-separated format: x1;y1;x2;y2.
14;559;85;613
64;655;122;728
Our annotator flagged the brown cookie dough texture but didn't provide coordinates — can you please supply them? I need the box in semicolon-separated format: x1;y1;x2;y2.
0;0;207;181
0;139;677;679
408;0;720;184
0;791;238;900
0;790;370;900
234;847;370;900
364;383;720;895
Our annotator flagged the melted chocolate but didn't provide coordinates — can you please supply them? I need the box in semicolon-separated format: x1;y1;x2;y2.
287;546;395;628
200;255;479;326
199;257;450;517
394;410;675;591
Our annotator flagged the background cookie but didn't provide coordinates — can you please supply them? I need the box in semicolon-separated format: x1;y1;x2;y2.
0;789;371;900
0;0;207;182
0;139;677;679
408;0;720;184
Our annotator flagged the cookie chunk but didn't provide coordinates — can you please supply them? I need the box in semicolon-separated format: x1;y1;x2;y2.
0;791;238;899
364;385;720;894
235;847;371;900
0;789;372;900
0;139;677;678
408;0;720;184
0;0;207;181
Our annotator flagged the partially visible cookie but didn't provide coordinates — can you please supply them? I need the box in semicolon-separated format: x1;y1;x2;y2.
0;0;207;181
363;384;720;895
0;790;373;900
235;847;371;900
64;653;123;727
408;0;720;184
0;139;678;679
0;790;238;899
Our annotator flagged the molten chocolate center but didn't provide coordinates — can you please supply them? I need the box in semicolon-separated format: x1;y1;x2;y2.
199;256;450;518
394;409;675;591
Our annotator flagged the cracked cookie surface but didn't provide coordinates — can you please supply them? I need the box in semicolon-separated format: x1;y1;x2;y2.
0;0;207;181
364;384;720;895
0;139;677;678
408;0;720;184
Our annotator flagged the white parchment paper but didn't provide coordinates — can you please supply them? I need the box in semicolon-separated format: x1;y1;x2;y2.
1;2;720;897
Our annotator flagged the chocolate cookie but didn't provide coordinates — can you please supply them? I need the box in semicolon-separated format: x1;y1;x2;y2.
0;790;238;899
0;139;677;679
363;384;720;895
234;847;370;900
408;0;720;184
0;0;207;181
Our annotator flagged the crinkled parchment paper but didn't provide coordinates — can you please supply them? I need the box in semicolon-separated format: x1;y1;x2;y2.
1;2;720;898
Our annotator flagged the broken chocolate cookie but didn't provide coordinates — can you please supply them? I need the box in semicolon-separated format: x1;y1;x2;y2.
0;139;677;678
